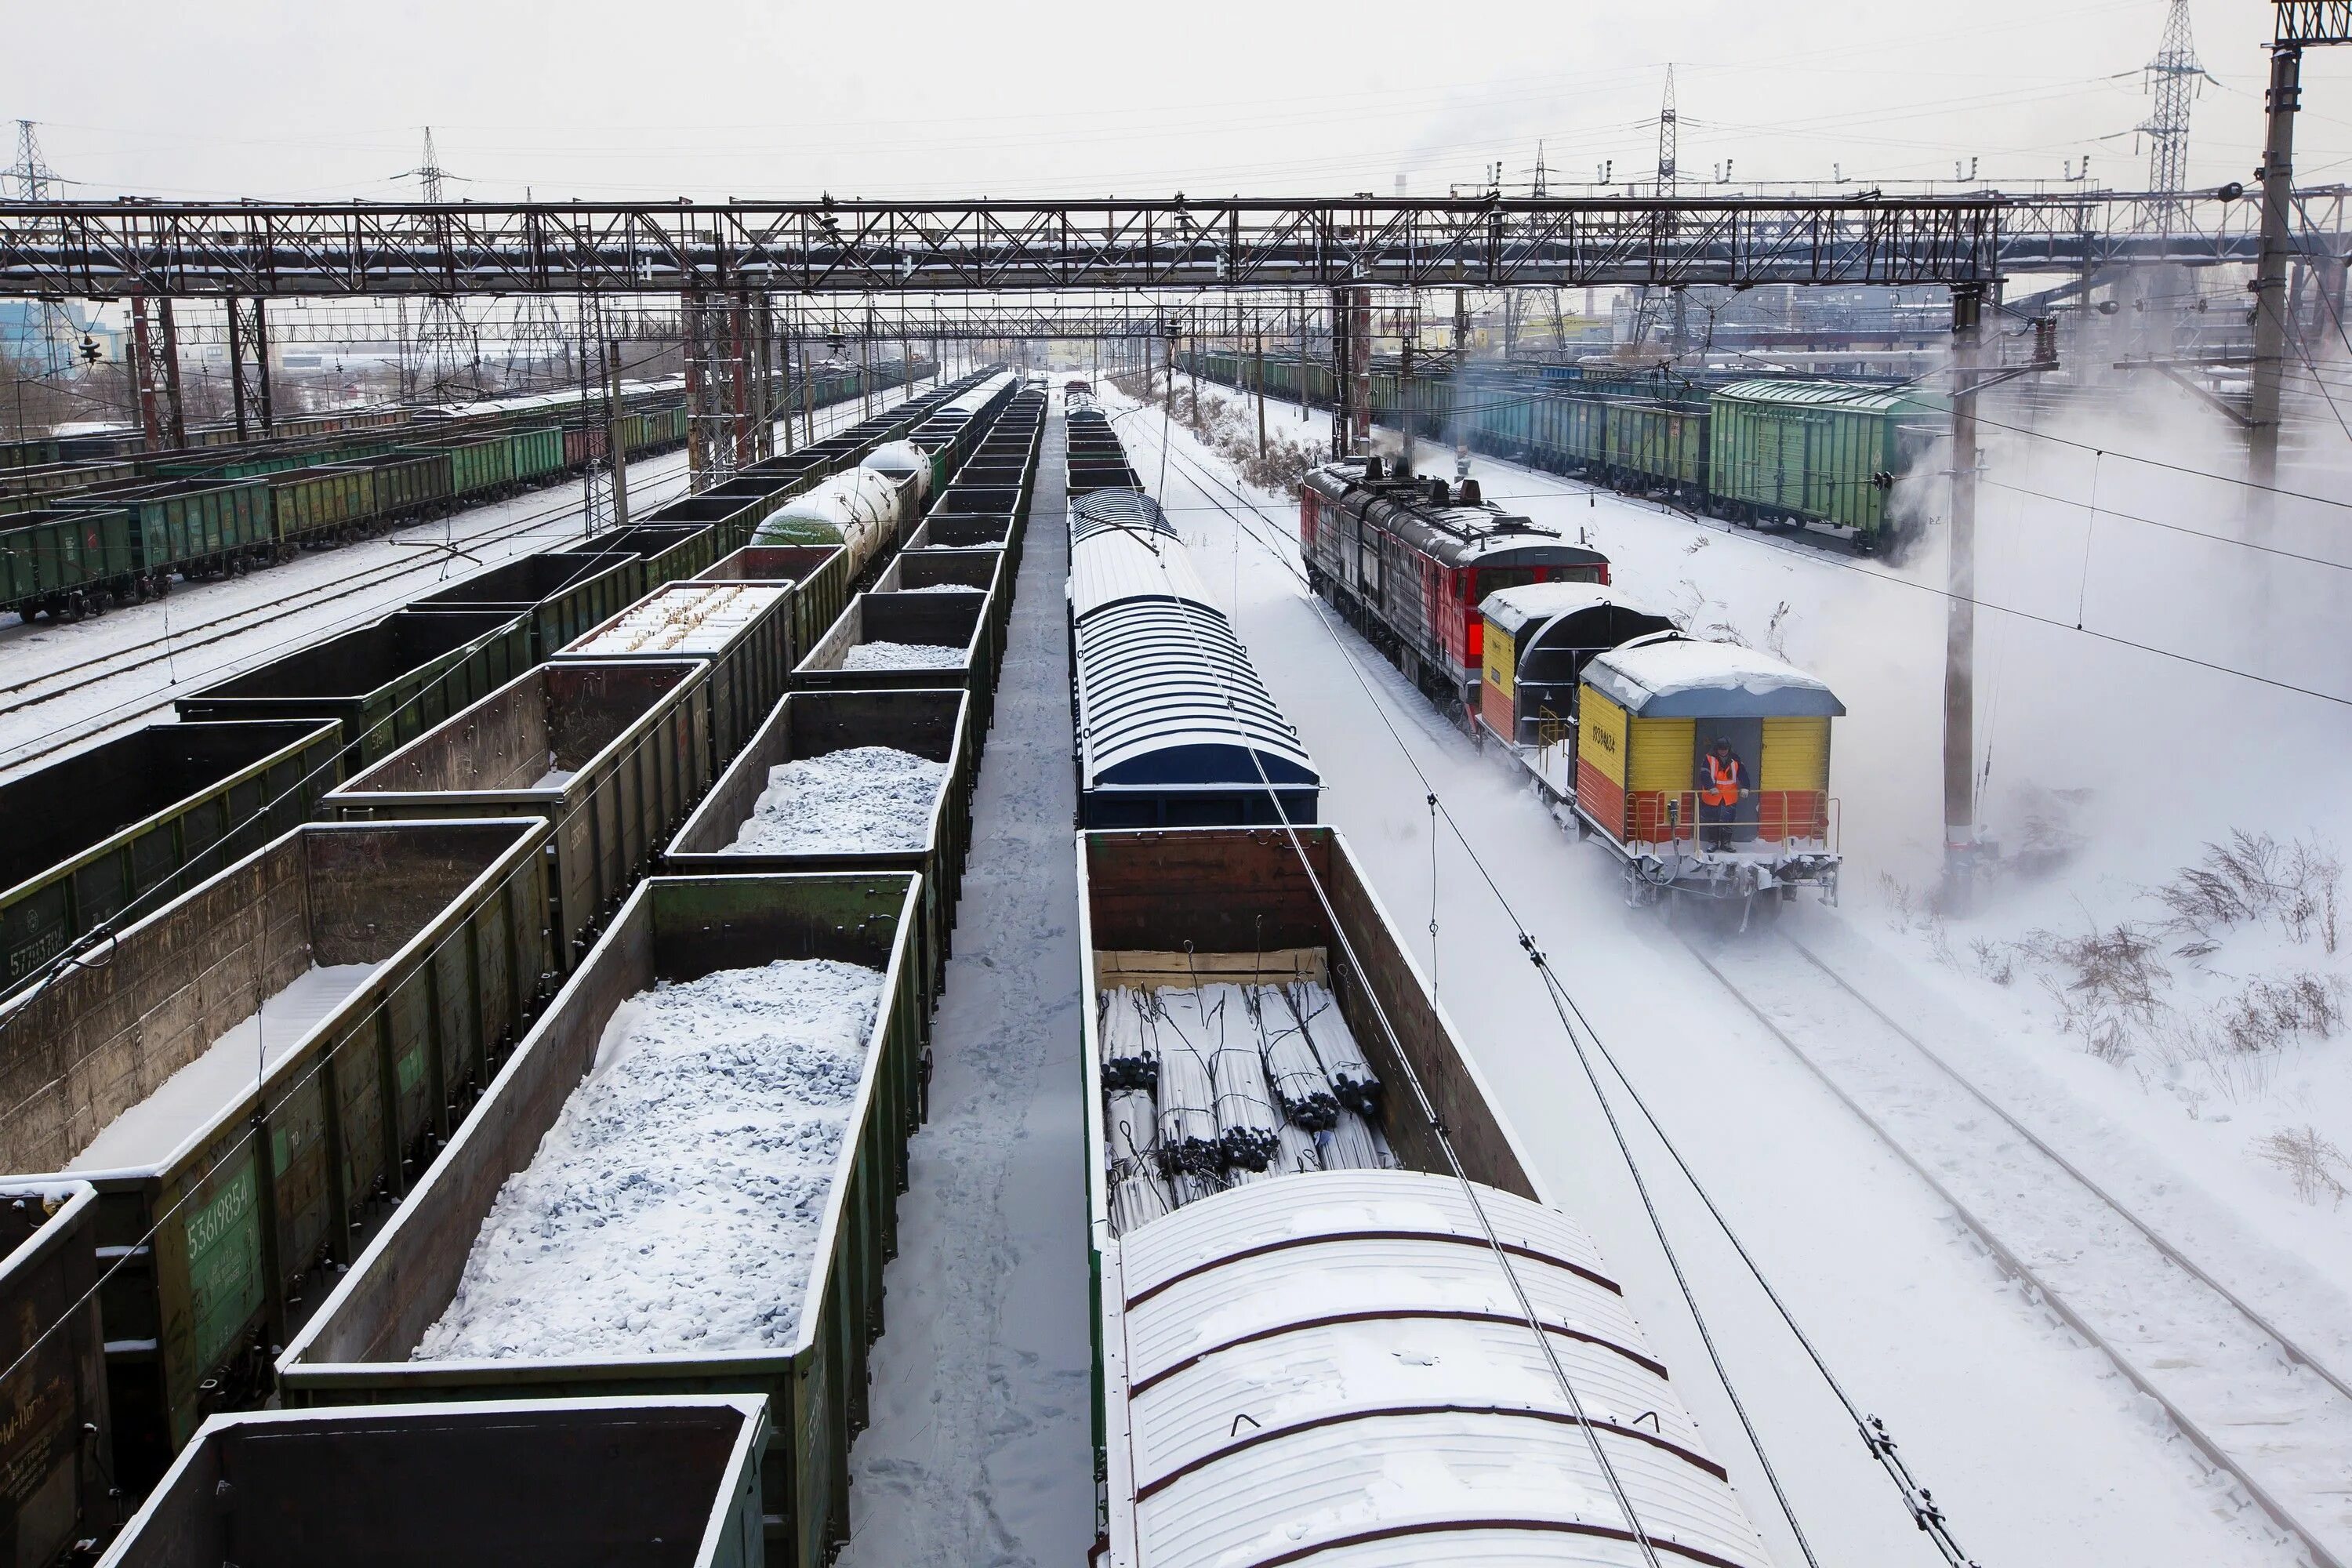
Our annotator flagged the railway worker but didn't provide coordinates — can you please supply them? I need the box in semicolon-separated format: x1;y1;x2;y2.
1698;737;1749;850
1455;441;1473;480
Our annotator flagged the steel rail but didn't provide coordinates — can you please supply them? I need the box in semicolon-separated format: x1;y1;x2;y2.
1683;931;2350;1568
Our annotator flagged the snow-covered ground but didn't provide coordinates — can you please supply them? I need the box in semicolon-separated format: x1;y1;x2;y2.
413;958;884;1362
838;403;1094;1568
0;387;921;779
725;746;946;855
1111;372;2352;1568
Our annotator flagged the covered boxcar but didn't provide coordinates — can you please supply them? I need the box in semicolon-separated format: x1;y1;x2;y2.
1708;379;1940;550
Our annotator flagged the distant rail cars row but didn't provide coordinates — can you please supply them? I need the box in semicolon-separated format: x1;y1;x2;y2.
1196;349;1940;550
0;369;1042;1568
1064;404;1320;827
0;358;935;622
1304;453;1845;907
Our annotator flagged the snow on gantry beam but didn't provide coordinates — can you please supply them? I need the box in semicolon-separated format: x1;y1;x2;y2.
0;196;2009;296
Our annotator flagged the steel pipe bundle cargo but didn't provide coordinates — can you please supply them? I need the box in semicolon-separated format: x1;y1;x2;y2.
666;688;975;1020
1;1180;113;1568
697;542;851;673
553;581;795;772
0;818;554;1486
794;590;997;730
96;1396;769;1568
1077;827;1776;1568
871;546;1010;651
324;661;713;967
405;550;642;662
275;873;928;1568
175;608;532;773
0;718;343;1000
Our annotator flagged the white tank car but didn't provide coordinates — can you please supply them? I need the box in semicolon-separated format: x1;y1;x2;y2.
751;466;912;577
862;440;933;510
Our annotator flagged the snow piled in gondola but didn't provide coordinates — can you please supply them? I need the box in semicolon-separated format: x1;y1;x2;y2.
726;746;946;855
412;959;880;1361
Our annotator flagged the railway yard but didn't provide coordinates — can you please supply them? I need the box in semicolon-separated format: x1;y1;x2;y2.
6;6;2352;1568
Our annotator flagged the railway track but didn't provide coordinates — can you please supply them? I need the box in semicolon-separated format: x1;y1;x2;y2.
0;474;676;717
1684;929;2352;1568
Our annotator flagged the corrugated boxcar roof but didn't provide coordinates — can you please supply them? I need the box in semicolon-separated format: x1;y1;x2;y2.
1070;528;1215;622
1069;488;1178;545
1073;597;1316;789
1584;636;1846;718
1108;1171;1773;1568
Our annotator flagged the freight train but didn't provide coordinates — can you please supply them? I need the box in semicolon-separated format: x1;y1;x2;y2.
0;358;938;623
0;371;1033;1568
1305;455;1846;909
1196;347;1942;551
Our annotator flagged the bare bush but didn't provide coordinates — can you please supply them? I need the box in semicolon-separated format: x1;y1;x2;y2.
2212;971;2347;1054
2020;920;2169;1061
2154;831;2343;951
2254;1125;2350;1207
1969;938;2015;985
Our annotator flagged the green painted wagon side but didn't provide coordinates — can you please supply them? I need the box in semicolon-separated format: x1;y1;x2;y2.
276;871;928;1568
594;522;728;601
0;818;554;1490
402;437;511;501
1604;401;1710;492
174;609;534;773
0;718;342;1000
507;425;566;485
269;466;379;546
338;451;454;523
59;478;273;579
0;506;136;617
1708;379;1937;539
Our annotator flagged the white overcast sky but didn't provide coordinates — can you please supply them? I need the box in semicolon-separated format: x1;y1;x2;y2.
11;0;2351;203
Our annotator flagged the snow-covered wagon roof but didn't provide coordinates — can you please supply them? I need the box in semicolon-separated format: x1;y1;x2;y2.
1479;582;1663;641
1584;637;1846;719
1070;487;1178;545
1070;524;1218;622
1105;1170;1773;1568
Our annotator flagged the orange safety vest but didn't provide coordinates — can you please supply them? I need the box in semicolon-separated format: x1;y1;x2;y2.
1701;753;1743;808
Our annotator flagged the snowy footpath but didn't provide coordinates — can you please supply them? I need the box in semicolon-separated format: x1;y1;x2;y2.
837;404;1094;1568
1113;379;2335;1568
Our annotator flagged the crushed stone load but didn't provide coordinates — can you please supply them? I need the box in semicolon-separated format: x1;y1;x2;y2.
1101;976;1396;1232
566;583;789;655
412;959;882;1361
842;640;964;672
724;746;947;855
901;583;985;594
67;964;378;1173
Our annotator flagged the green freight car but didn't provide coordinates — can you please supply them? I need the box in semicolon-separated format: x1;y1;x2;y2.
268;464;378;547
0;818;554;1487
54;477;274;590
0;717;341;998
0;506;136;620
1603;399;1710;499
278;872;928;1568
1707;379;1940;549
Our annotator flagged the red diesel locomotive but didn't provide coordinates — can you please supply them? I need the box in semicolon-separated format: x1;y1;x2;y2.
1299;456;1609;716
